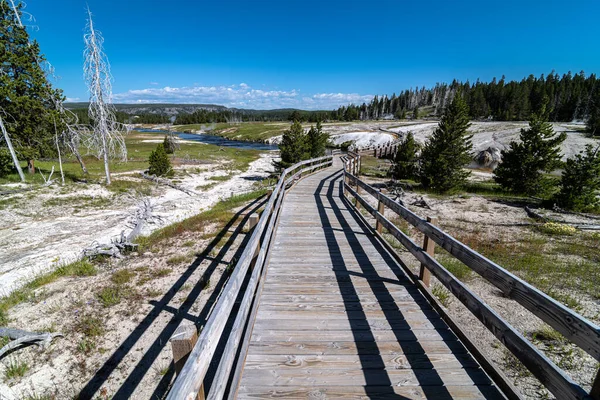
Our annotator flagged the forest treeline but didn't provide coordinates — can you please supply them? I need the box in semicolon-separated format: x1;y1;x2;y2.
336;71;599;123
71;71;600;136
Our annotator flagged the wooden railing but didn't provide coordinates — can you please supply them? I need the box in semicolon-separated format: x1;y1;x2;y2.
353;139;401;158
342;153;600;400
166;155;333;400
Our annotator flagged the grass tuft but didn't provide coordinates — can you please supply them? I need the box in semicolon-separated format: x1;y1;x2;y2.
4;357;29;379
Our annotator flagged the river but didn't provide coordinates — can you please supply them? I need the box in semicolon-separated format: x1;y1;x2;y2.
135;129;278;151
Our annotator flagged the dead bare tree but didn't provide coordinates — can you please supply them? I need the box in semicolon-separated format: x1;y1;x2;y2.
84;7;128;185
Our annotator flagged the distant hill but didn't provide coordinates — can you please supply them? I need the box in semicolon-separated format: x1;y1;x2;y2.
64;103;327;116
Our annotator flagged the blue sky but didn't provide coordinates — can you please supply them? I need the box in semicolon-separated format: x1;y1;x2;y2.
22;0;600;110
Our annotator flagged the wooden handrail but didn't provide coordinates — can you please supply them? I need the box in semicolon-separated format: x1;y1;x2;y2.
342;154;600;400
167;155;333;400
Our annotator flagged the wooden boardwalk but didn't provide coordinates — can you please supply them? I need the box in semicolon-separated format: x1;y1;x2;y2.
234;163;505;399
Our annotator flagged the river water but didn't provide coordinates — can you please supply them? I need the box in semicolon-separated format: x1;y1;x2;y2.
135;129;278;151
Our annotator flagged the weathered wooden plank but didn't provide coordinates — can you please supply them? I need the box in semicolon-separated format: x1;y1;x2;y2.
253;317;448;331
258;292;423;304
255;308;446;321
240;367;493;386
236;385;505;400
243;354;481;370
250;329;456;343
257;301;433;313
247;340;469;356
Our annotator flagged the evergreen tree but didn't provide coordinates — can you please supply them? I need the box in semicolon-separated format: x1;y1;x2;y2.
163;134;179;154
553;145;600;211
418;95;473;192
392;133;419;180
0;148;13;177
412;106;419;120
148;143;173;177
494;104;567;195
0;1;64;172
307;120;328;158
278;120;309;168
587;91;600;136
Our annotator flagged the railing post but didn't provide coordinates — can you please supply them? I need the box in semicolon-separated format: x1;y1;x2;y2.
170;322;205;399
375;193;385;234
357;154;361;177
419;216;437;287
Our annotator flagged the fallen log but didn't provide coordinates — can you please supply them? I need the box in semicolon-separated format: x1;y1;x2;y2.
0;327;63;359
524;206;548;221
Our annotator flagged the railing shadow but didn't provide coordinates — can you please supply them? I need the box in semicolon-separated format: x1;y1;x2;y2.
313;169;467;398
78;196;266;400
335;170;504;398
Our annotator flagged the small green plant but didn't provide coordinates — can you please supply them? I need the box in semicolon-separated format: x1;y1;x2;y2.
97;286;122;307
151;268;172;278
431;284;452;307
531;325;566;343
438;255;474;281
77;337;97;355
56;259;98;277
166;255;188;265
73;314;105;337
537;222;576;236
4;357;29;379
111;269;135;285
183;240;195;247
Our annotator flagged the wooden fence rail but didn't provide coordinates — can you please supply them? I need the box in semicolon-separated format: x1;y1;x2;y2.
166;155;333;400
342;153;600;400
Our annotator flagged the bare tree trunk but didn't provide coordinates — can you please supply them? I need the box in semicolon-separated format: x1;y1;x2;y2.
55;130;65;185
0;115;25;182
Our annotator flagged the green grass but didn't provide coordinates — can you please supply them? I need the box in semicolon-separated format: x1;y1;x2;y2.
43;195;112;208
174;121;287;142
0;259;98;325
97;286;123;307
111;269;135;285
166;255;190;266
209;174;233;182
531;325;567;343
431;284;452;307
437;254;474;281
135;189;266;251
72;314;105;337
0;131;262;185
4;357;29;379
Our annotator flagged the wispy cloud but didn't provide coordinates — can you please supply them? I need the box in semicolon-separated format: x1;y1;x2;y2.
149;82;159;85
66;97;81;102
112;83;373;110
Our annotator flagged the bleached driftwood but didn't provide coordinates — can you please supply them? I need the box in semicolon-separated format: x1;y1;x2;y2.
0;327;63;359
140;172;197;196
411;196;432;210
83;197;160;258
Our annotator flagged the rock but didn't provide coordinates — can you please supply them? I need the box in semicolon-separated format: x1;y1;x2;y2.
475;147;502;168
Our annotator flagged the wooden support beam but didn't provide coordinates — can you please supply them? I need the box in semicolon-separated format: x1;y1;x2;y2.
244;212;260;232
419;216;437;287
171;322;198;376
375;196;384;234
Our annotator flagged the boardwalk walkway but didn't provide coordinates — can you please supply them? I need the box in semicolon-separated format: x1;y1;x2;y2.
234;162;505;399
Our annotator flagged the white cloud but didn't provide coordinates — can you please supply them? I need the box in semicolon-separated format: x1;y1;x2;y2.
66;97;81;102
149;82;159;86
112;83;373;110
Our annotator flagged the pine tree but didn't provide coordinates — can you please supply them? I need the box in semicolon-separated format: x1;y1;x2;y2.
148;143;173;177
307;120;328;158
0;148;13;177
278;120;309;168
553;145;600;211
392;132;418;180
418;95;473;192
587;91;600;137
494;104;567;195
412;106;419;120
0;1;65;172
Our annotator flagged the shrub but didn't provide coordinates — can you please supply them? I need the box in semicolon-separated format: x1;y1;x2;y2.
148;143;173;177
418;95;472;192
0;148;13;177
553;145;600;212
537;222;576;236
494;103;566;196
163;134;179;154
392;132;418;180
